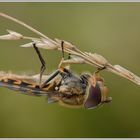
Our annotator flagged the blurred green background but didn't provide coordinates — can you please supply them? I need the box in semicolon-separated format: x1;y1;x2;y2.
0;2;140;138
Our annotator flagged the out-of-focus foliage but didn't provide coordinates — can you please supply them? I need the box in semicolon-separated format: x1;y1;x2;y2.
0;2;140;138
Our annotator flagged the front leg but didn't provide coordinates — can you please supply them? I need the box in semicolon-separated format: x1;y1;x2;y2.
95;66;107;74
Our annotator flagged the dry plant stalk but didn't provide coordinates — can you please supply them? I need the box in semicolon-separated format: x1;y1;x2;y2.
0;12;140;86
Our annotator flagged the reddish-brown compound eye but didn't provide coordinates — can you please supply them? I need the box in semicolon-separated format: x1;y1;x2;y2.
84;83;102;109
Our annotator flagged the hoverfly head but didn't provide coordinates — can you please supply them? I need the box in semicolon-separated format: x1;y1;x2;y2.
84;73;111;109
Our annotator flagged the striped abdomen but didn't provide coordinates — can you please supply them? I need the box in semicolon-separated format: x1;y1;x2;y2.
0;78;49;96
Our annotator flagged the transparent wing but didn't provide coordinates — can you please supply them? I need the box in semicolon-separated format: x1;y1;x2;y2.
0;71;62;96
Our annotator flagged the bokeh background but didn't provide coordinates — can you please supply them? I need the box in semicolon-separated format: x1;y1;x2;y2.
0;2;140;138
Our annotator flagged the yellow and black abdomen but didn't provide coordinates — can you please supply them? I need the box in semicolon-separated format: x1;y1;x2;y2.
0;77;48;96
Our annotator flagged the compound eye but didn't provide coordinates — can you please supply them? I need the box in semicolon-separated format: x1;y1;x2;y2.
84;84;101;109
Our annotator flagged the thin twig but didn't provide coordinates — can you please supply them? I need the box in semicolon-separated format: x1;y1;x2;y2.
0;12;140;86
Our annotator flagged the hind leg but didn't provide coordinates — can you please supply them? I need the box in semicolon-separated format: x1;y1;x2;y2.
33;43;46;86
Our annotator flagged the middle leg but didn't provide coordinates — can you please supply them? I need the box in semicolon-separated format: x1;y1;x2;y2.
41;41;71;88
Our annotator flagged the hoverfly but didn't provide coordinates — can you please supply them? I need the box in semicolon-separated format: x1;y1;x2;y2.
0;13;139;109
0;65;112;109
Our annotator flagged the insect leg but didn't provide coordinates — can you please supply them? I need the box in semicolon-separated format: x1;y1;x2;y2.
41;41;71;88
95;66;106;74
58;41;65;68
58;41;71;69
68;53;71;59
33;43;46;86
61;41;65;59
41;66;70;88
41;69;60;88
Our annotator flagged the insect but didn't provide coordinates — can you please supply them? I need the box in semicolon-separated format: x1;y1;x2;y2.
0;65;112;109
0;13;139;109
